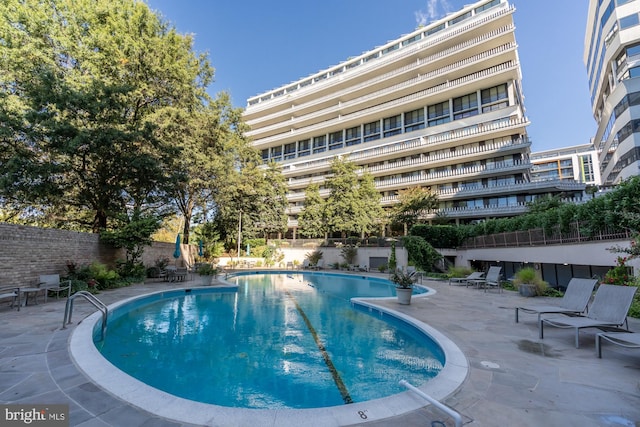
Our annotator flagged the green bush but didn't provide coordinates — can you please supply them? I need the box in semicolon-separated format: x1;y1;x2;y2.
402;235;441;272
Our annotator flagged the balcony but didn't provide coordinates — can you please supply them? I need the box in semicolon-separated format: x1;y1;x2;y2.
250;61;521;147
246;34;516;133
281;116;531;179
245;4;515;114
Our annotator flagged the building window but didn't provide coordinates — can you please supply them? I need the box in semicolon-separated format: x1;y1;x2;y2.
620;13;640;30
261;149;269;162
381;44;399;55
404;108;425;132
475;0;500;13
448;11;472;26
270;146;282;161
428;101;450;126
364;120;381;142
329;131;344;150
453;92;478;119
481;84;508;113
345;126;361;146
313;136;326;154
284;142;296;160
402;34;422;46
425;23;445;37
298;139;310;157
383;114;402;137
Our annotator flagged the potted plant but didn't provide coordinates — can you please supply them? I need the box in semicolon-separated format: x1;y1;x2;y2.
197;264;219;286
391;270;416;305
513;267;547;297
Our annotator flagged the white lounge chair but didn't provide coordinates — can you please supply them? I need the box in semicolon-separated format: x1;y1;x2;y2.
596;331;640;358
515;278;598;327
540;284;638;348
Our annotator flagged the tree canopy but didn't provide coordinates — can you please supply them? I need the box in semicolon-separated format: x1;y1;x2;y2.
0;0;212;232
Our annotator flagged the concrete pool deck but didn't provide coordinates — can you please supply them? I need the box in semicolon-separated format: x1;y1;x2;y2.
1;275;639;426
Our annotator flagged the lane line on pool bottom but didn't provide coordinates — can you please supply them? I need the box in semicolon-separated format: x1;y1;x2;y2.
284;290;353;405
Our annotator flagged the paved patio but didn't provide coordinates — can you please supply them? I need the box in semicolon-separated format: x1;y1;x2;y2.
1;275;639;426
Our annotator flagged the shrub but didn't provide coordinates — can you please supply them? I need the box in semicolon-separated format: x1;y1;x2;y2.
447;266;474;278
513;267;548;296
305;249;323;265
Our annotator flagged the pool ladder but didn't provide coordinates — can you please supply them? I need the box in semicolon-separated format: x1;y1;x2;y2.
62;291;108;341
400;380;463;427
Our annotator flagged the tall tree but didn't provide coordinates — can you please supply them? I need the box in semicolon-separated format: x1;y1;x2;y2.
356;168;383;237
0;0;212;232
154;92;250;243
298;183;327;238
253;162;289;244
324;157;383;238
390;186;439;232
325;157;361;238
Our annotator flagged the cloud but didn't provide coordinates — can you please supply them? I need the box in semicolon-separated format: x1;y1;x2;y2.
415;0;453;27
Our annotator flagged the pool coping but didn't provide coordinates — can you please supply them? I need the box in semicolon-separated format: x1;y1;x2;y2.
69;277;468;426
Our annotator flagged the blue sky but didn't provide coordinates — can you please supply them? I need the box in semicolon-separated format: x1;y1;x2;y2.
145;0;594;153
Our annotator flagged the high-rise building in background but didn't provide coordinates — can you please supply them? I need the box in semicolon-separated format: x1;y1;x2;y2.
585;0;640;186
244;0;584;238
531;144;601;185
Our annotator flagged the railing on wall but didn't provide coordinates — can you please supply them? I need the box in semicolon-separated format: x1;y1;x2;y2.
459;222;632;249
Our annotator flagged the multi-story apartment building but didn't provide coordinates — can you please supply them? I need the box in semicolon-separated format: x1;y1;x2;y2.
244;0;584;238
531;144;602;185
585;0;640;185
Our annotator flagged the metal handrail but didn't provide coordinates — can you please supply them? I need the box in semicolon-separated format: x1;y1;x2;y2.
62;291;108;341
399;379;463;427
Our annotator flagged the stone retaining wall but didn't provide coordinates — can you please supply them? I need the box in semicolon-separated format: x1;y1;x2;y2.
0;223;194;287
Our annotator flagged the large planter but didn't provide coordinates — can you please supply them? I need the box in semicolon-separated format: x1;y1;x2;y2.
396;287;413;305
200;275;213;286
518;283;537;297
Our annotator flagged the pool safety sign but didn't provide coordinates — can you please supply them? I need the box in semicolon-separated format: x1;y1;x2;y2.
1;405;68;426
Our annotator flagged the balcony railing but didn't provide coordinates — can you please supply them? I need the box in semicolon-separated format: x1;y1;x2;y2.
281;116;530;178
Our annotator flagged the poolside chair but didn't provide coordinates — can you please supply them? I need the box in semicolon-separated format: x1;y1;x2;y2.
38;274;71;303
313;259;325;270
468;266;502;292
540;284;637;348
515;278;597;326
449;271;484;286
596;331;640;358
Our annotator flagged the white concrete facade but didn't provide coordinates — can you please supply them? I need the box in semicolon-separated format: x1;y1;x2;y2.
244;0;585;237
585;0;640;185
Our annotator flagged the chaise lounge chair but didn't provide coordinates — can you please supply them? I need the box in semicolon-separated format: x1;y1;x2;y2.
449;271;484;286
515;278;598;327
468;266;502;293
596;331;640;358
540;284;637;348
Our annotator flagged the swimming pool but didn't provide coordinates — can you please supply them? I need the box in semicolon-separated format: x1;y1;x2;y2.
70;272;468;425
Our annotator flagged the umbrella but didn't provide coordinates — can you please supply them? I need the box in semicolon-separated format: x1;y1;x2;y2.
173;234;181;259
198;239;204;257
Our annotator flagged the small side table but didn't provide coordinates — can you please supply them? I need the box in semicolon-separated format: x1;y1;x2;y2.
21;287;45;306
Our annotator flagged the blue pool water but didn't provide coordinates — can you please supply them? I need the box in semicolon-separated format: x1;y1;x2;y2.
95;272;444;409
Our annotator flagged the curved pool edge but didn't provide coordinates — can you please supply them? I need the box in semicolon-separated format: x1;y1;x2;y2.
69;283;468;426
